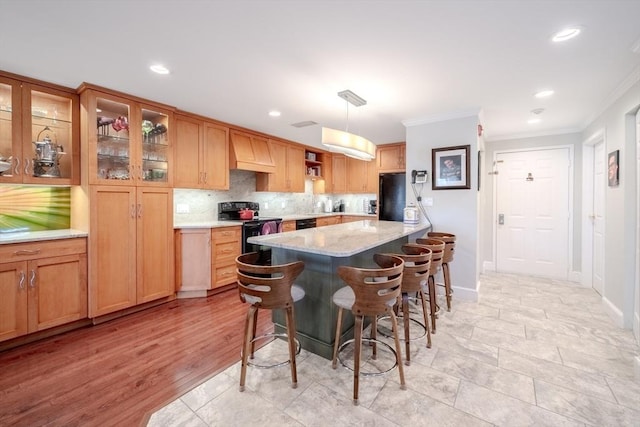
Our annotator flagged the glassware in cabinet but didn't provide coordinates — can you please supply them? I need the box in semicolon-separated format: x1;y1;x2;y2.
94;97;133;182
140;107;169;184
0;78;19;181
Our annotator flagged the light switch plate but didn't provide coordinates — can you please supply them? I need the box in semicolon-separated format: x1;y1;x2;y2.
425;198;433;207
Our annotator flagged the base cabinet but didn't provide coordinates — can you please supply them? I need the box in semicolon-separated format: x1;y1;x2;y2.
0;238;87;342
89;186;173;317
317;216;341;227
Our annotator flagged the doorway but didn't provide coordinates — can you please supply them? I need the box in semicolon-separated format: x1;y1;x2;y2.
635;109;639;342
495;147;572;278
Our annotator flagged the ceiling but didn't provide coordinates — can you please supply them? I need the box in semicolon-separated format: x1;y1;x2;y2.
2;1;639;149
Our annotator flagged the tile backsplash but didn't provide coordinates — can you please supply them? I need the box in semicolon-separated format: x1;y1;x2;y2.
173;170;376;223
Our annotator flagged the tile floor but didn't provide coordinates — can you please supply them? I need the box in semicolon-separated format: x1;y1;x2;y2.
148;272;640;426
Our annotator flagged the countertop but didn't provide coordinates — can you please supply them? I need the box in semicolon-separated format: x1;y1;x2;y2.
0;229;88;245
247;219;431;257
173;213;377;229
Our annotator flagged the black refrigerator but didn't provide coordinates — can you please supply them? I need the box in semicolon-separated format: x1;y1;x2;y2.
378;172;406;221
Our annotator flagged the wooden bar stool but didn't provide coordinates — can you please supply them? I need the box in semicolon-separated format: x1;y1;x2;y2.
331;254;406;405
427;231;456;311
236;252;305;391
414;238;445;333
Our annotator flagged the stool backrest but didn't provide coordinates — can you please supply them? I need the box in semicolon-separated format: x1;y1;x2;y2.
413;238;445;275
393;244;432;293
236;252;304;309
427;231;456;263
337;254;404;317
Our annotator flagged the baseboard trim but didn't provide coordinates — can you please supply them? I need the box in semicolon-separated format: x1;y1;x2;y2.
602;296;625;328
452;283;479;303
568;270;581;283
634;312;640;344
483;261;495;273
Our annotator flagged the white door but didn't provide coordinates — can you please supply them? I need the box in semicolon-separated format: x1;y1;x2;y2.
496;148;570;278
592;141;605;295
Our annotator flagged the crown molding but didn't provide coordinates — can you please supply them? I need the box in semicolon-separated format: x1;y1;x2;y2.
402;107;481;127
484;127;582;142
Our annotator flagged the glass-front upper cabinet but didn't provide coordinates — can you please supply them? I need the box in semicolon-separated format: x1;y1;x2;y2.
0;73;79;184
81;86;172;186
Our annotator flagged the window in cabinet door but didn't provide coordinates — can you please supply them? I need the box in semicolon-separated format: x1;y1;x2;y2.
141;108;169;184
30;90;74;179
95;98;132;181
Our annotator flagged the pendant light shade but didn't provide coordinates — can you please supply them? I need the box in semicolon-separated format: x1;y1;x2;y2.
322;89;375;161
321;127;376;161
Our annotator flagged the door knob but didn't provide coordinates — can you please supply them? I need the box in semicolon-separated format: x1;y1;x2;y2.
498;214;504;225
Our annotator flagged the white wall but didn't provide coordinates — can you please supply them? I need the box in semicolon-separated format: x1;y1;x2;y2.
405;115;480;300
480;133;583;275
582;77;640;328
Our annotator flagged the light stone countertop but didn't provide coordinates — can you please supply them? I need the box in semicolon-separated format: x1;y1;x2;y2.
173;213;377;229
0;229;88;245
173;220;244;229
247;219;431;257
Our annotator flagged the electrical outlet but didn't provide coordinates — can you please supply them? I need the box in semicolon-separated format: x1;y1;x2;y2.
281;201;286;209
425;197;433;207
176;203;190;214
264;202;269;210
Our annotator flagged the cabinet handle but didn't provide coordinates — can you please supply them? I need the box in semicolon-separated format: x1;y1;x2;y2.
29;269;36;289
13;157;20;175
24;157;30;176
130;204;136;218
13;249;41;255
203;172;208;184
137;203;143;218
18;271;25;290
138;165;143;181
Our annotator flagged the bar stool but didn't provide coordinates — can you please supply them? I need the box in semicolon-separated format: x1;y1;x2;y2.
414;238;445;333
331;254;406;405
380;244;433;365
427;231;456;311
236;252;305;391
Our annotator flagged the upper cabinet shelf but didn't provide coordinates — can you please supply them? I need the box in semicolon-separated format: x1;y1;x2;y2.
0;72;80;185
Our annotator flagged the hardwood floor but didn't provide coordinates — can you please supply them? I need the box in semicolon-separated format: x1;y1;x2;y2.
0;288;273;427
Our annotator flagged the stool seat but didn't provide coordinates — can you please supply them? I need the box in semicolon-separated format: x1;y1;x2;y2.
412;239;445;333
332;286;397;310
426;231;457;311
236;252;305;392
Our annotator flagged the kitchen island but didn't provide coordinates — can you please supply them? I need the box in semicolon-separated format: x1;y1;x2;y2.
247;219;431;359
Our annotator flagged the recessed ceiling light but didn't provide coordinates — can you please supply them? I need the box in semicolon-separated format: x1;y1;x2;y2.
527;118;541;124
552;27;581;42
534;90;554;98
150;64;170;75
268;110;281;117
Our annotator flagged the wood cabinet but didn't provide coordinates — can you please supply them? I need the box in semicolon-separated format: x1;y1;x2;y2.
281;220;296;232
79;85;174;187
316;216;341;227
175;228;211;298
305;149;325;179
347;157;378;193
313;152;333;194
211;226;241;289
175;226;240;297
377;143;406;172
229;130;275;173
0;71;79;185
329;154;347;193
256;139;305;192
341;215;370;223
0;238;87;342
174;113;229;190
88;186;173;317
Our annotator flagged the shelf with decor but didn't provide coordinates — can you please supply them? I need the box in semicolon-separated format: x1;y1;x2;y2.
305;149;324;179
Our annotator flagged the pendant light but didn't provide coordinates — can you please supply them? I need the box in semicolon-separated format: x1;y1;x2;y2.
322;90;376;161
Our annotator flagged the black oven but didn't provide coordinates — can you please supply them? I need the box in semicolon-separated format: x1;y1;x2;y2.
218;201;282;265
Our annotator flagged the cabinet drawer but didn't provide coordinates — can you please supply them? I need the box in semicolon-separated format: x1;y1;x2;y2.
0;238;86;262
211;227;241;243
214;241;240;258
214;263;236;287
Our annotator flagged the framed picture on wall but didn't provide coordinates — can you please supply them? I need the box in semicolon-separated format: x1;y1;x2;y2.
432;145;471;190
608;149;619;187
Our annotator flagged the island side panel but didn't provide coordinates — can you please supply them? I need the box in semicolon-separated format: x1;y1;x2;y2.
272;237;408;360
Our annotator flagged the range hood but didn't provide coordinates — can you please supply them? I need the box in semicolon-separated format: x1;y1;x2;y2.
230;131;276;173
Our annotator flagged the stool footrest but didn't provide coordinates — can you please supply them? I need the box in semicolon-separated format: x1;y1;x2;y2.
377;314;427;342
336;338;398;377
243;332;301;369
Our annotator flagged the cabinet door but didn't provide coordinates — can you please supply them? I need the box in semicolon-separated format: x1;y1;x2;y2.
176;229;211;292
0;76;22;183
89;186;137;317
0;261;28;341
347;157;367;193
366;160;378;193
136;187;174;303
287;144;306;192
174;114;203;188
281;220;296;232
203;122;229;189
377;144;405;172
139;105;172;187
28;253;87;332
331;154;347;193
